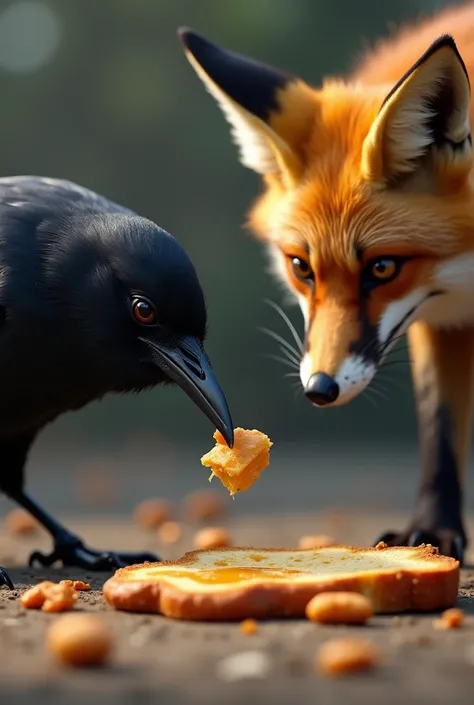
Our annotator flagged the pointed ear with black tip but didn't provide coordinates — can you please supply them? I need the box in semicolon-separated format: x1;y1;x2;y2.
178;28;316;188
361;35;472;191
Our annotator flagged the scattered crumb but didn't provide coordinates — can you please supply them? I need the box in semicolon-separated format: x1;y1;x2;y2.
320;506;351;536
374;541;388;550
240;619;259;635
216;650;271;682
3;509;39;536
298;535;336;550
158;521;183;544
415;634;434;647
74;458;119;509
306;592;373;625
133;498;173;529
183;490;226;523
433;608;465;630
59;580;91;592
193;527;231;550
21;581;78;613
316;638;379;676
20;584;47;610
47;614;113;667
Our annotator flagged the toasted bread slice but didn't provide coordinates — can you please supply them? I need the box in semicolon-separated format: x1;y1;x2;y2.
102;544;459;621
200;428;272;496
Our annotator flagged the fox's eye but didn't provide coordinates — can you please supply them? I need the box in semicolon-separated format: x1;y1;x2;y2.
361;256;403;293
291;256;313;281
371;258;396;280
131;296;157;325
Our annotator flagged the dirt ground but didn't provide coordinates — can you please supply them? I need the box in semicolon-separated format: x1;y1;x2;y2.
1;510;474;705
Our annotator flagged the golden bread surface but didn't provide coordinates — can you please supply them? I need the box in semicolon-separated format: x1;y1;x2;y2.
200;428;272;495
102;544;459;621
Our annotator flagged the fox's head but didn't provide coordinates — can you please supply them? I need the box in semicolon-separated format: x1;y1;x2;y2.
179;29;474;407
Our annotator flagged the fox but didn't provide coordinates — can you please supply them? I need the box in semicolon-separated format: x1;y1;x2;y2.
178;2;474;563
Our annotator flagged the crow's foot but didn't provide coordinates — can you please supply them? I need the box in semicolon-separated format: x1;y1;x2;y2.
28;533;159;571
0;566;14;589
375;528;465;563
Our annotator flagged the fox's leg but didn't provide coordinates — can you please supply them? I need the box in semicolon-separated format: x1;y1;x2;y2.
375;322;474;563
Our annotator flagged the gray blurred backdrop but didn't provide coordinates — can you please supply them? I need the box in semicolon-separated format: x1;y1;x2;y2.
1;0;472;520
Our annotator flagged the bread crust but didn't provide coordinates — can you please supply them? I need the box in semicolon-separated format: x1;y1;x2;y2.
102;544;460;621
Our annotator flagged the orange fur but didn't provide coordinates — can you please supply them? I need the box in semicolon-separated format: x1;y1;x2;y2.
181;1;474;554
243;5;474;381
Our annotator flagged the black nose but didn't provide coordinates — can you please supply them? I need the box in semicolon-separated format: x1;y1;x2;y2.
304;372;340;406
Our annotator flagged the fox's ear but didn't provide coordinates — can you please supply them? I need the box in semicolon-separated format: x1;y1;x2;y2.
362;35;472;189
178;28;315;188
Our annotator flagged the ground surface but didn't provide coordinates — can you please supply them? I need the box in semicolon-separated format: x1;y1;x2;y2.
1;510;474;705
1;442;474;704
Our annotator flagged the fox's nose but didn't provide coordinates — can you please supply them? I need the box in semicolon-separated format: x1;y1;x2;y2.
304;372;340;406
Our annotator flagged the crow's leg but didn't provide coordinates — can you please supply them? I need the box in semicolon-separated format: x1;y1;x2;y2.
6;488;160;570
374;324;473;564
0;566;13;589
1;434;158;581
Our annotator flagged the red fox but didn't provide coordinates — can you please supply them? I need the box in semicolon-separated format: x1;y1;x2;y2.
179;2;474;562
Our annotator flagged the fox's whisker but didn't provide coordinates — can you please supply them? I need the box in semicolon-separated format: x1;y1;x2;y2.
377;375;406;392
278;344;300;367
362;388;379;410
264;299;304;353
258;326;301;362
260;353;299;370
367;382;390;403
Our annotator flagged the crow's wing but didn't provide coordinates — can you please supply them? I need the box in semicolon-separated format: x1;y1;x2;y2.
0;176;135;217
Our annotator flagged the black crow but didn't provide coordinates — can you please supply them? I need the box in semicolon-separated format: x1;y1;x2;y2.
0;175;234;590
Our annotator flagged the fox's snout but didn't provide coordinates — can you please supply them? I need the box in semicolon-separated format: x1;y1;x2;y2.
300;350;377;407
298;299;379;407
304;372;340;406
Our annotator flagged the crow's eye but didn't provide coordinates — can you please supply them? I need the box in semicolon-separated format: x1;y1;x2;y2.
290;256;313;282
131;297;157;325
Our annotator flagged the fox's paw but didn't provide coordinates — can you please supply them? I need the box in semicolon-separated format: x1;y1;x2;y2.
374;529;465;564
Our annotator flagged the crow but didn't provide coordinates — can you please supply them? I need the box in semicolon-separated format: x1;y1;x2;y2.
0;175;234;590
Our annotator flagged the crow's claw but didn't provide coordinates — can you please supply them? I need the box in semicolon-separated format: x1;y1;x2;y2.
0;566;14;589
375;528;466;564
28;535;159;571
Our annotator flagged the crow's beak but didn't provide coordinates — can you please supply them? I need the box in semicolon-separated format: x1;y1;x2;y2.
144;335;234;448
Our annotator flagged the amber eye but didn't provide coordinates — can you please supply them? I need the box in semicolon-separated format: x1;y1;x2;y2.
291;256;313;281
131;297;157;325
370;258;397;280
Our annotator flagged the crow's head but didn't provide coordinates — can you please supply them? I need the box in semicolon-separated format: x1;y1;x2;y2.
41;211;234;446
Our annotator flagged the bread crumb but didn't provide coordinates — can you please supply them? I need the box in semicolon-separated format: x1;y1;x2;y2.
3;509;38;535
74;458;118;509
433;607;465;630
201;428;272;496
193;527;231;550
60;580;91;591
133;498;173;529
21;581;78;613
317;638;379;676
298;535;336;550
306;592;373;625
240;619;259;635
158;521;183;544
47;614;113;667
184;490;226;523
216;651;271;681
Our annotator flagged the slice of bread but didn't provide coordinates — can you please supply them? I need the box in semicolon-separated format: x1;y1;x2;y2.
102;544;460;621
200;428;272;496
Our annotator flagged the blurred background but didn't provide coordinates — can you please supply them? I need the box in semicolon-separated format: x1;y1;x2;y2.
1;0;473;522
